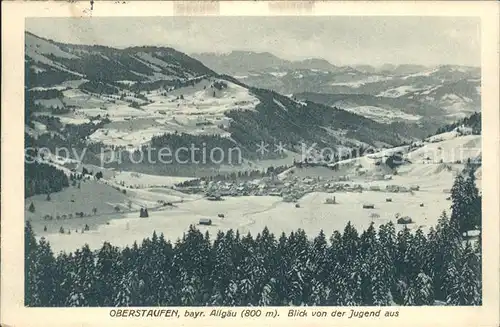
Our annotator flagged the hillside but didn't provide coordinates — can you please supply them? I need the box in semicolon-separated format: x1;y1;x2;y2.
25;32;419;173
433;112;481;135
25;31;215;86
292;92;444;137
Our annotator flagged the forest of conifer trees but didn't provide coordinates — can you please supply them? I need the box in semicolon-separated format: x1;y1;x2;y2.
24;166;482;307
24;162;69;198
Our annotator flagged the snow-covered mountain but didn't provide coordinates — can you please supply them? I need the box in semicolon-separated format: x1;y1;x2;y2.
292;93;444;125
26;32;434;172
192;51;481;124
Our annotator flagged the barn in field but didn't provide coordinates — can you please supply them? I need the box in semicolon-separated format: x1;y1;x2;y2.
199;218;212;226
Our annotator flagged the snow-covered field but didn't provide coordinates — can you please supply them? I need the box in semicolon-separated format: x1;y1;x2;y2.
111;171;196;188
25;181;131;221
408;135;481;164
28;145;470;254
35;98;65;108
330;75;393;88
377;85;424;98
89;126;170;147
59;89;110;108
32;177;454;254
341;105;421;124
57;116;92;125
269;71;288;78
68;78;261;147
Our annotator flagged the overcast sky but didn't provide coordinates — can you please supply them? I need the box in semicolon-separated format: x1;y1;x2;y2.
26;16;481;67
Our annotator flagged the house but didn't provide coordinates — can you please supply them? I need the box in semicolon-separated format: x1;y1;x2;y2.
199;218;212;226
397;216;413;224
325;197;336;204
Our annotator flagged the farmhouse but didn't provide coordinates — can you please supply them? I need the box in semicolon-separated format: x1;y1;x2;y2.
325;197;336;204
397;216;413;224
199;218;212;226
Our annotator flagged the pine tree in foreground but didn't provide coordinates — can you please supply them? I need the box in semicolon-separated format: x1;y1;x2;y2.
24;218;481;307
450;165;481;236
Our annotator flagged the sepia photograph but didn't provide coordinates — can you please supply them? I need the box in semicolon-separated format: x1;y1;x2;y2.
2;1;499;326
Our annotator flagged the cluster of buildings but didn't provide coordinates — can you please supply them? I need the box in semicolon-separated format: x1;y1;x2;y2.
175;174;417;202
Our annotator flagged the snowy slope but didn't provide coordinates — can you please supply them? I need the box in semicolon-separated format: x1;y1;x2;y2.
25;32;216;87
279;133;480;181
25;33;81;71
340;105;421;124
377;85;425;98
85;78;259;147
406;135;481;164
111;171;196;188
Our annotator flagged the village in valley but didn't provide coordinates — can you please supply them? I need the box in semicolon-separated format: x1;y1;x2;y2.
25;121;481;253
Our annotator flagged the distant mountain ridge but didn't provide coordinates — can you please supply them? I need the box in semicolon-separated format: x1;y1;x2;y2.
192;50;481;124
193;50;479;76
192;51;343;75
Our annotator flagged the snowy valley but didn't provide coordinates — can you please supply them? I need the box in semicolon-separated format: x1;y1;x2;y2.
23;26;483;308
26;123;481;253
